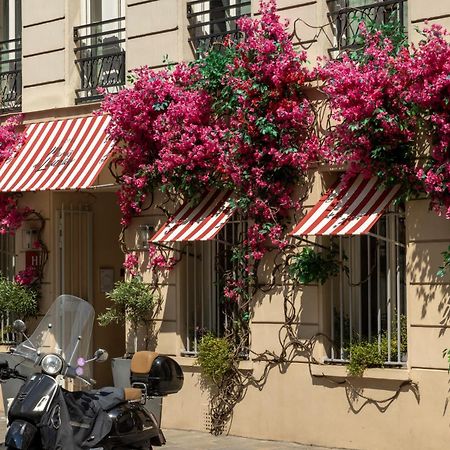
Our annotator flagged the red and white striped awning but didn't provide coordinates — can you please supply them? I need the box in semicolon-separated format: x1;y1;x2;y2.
150;190;235;242
291;176;401;236
0;115;113;192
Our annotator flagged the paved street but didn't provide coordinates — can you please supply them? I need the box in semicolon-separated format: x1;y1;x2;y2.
162;429;345;449
0;417;347;449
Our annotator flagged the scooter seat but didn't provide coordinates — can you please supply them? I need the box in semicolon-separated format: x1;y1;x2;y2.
131;351;159;374
124;387;142;401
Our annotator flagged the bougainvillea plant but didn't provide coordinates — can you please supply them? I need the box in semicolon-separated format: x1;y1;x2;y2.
102;0;318;266
404;25;450;219
0;115;30;234
319;24;450;219
319;23;418;191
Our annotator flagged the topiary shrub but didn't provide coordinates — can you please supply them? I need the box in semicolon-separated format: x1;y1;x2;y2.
98;276;158;351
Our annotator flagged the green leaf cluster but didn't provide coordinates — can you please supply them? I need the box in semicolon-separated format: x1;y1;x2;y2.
289;247;341;285
0;276;38;320
197;334;233;385
437;245;450;278
347;315;408;376
98;277;157;331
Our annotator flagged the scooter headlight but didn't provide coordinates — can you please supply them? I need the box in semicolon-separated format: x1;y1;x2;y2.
41;354;63;375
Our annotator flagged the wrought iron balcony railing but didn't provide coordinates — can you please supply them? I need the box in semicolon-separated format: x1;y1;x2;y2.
187;0;251;52
0;37;21;113
328;0;407;56
74;17;125;104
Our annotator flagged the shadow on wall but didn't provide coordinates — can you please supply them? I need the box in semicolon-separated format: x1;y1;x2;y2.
407;206;450;336
312;374;420;414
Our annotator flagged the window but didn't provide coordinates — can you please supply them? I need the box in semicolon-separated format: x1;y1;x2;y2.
86;0;123;23
0;0;21;112
0;232;15;343
326;205;407;366
181;212;247;355
328;0;407;56
74;0;125;103
187;0;251;52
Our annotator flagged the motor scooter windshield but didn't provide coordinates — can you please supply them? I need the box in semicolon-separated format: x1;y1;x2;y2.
13;295;95;368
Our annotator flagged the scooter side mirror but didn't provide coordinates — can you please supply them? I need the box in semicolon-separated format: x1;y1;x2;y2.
93;348;109;363
12;320;26;334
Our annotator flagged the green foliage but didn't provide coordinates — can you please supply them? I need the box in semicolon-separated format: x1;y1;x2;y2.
197;334;233;385
347;341;385;377
437;245;450;278
347;315;408;376
288;247;342;285
196;46;239;117
0;276;38;320
98;277;157;331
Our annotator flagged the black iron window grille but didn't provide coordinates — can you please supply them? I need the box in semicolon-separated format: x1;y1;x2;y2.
187;0;251;52
74;17;125;104
0;37;21;113
328;0;407;56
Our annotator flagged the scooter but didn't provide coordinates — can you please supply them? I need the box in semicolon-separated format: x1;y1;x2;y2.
0;294;184;450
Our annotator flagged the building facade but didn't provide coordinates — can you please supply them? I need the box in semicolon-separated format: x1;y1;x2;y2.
0;1;449;450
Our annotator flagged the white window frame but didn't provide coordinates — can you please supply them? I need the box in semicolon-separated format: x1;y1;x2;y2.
81;0;124;25
188;0;251;49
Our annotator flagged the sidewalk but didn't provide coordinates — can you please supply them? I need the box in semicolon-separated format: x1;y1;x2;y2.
0;418;348;450
162;429;346;450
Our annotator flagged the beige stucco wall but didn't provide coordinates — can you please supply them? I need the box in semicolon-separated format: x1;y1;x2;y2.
121;174;450;450
153;189;450;450
4;1;450;448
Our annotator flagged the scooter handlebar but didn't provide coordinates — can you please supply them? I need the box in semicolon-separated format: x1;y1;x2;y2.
77;374;96;386
0;361;27;382
65;365;96;386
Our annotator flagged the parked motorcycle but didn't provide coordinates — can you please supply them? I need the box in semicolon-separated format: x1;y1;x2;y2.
0;294;184;450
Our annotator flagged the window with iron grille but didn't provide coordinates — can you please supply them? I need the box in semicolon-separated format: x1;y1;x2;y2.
74;0;125;103
0;0;21;113
326;206;407;366
187;0;251;52
0;233;16;344
327;0;407;57
181;212;247;355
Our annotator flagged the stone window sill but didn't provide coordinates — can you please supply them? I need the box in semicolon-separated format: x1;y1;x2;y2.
310;364;411;381
174;356;253;371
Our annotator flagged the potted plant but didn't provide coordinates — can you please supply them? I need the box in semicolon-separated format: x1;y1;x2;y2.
98;276;159;353
288;246;343;285
98;276;162;423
